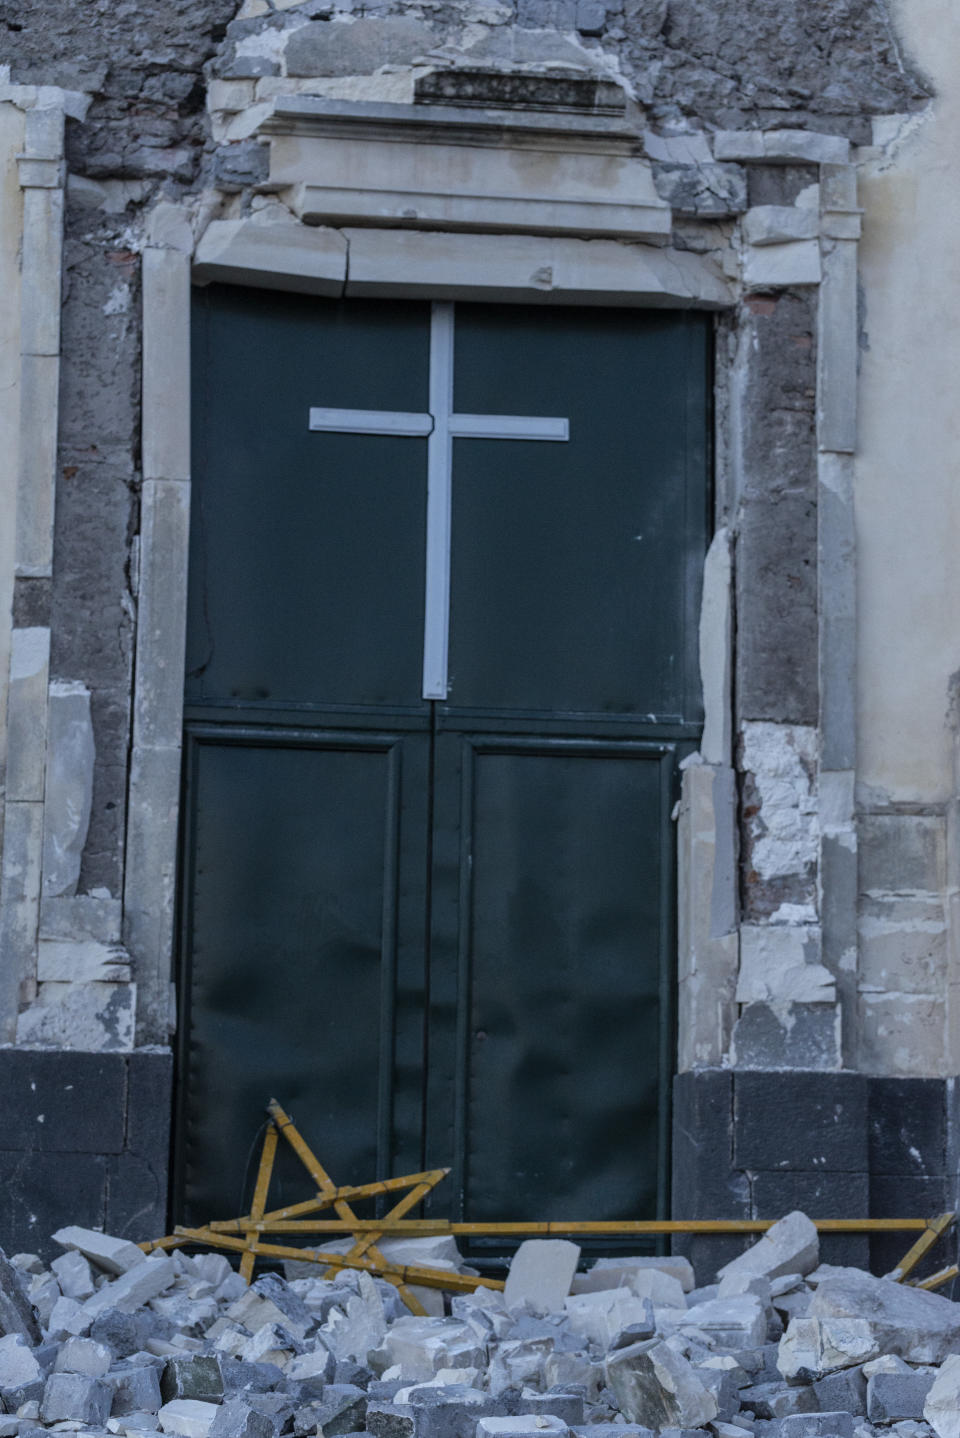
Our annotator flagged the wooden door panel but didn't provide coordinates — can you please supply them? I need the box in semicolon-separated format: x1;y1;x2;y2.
175;725;430;1223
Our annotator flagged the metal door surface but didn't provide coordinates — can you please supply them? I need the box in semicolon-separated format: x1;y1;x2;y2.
176;285;709;1230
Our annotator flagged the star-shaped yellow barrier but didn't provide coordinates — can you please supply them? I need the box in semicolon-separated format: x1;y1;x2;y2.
141;1099;504;1313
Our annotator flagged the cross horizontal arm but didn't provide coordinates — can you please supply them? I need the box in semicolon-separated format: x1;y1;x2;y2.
449;414;569;441
310;408;433;437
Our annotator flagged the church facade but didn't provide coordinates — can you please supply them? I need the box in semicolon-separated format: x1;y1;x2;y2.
0;0;955;1274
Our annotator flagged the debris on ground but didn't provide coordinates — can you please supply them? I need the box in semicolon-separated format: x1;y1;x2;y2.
0;1212;957;1438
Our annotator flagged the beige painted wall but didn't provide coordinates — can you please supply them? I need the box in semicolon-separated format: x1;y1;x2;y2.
857;1;960;806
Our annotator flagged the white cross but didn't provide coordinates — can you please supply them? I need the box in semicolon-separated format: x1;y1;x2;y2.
309;301;570;701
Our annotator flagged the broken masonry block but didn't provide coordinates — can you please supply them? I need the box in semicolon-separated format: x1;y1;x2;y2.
504;1242;581;1317
105;1364;165;1416
40;1371;113;1426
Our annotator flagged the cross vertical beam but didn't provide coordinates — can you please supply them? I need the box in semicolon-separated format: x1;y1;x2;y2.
423;302;454;701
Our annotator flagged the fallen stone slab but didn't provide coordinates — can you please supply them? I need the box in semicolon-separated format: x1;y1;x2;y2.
208;1399;276;1438
83;1258;177;1321
53;1229;147;1278
105;1364;165;1416
605;1341;719;1430
476;1419;569;1438
778;1317;881;1380
160;1357;224;1404
717;1214;819;1286
158;1399;222;1438
54;1336;113;1377
812;1364;867;1415
809;1275;960;1365
0;1333;43;1388
0;1251;42;1345
923;1354;960;1438
778;1413;855;1438
670;1297;768;1349
51;1251;96;1301
868;1371;937;1424
41;1371;113;1425
504;1242;581;1317
739;1382;818;1420
564;1291;656;1350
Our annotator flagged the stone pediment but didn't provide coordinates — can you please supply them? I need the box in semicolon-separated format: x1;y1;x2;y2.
246;93;671;241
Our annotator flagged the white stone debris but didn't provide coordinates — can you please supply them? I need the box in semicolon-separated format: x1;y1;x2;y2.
0;1219;957;1438
503;1240;580;1316
718;1210;820;1283
52;1228;147;1277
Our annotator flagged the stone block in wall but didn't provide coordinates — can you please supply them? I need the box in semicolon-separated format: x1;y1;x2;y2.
869;1175;952;1279
860;814;947;894
677;761;738;1070
15;981;136;1051
284;18;434;77
736;924;834;1005
750;1169;869;1268
6;628;51;803
0;1152;108;1257
868;1078;950;1175
734;1071;868;1173
743;240;821;289
652;162;747;216
41;681;95;899
38;894;122;944
737;495;818;726
857;993;948;1079
0;1051;126;1153
858;893;947;995
672;1071;750;1278
729;991;833;1071
0;1051;172;1260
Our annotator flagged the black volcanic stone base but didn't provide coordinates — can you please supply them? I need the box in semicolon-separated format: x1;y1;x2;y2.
0;1049;172;1261
672;1069;960;1284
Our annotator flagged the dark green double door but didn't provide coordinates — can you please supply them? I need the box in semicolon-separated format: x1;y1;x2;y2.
176;285;709;1233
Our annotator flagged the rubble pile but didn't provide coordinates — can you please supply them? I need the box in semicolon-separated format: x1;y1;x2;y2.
0;1214;958;1438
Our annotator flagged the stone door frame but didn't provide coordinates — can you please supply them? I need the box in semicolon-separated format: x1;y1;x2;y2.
121;104;861;1071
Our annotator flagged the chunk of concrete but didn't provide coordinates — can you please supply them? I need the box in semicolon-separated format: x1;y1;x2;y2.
41;1371;112;1425
867;1370;936;1423
106;1365;164;1416
669;1296;767;1348
573;1257;695;1295
158;1400;221;1438
743;206;820;246
605;1341;718;1429
779;1416;854;1438
0;1252;41;1343
717;1212;819;1284
504;1241;581;1316
564;1291;655;1350
41;681;95;899
82;1256;176;1318
924;1353;960;1438
476;1420;569;1438
51;1251;95;1300
54;1336;112;1376
208;1400;277;1438
160;1356;224;1404
778;1316;880;1381
375;1318;484;1384
810;1273;960;1363
0;1334;42;1388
